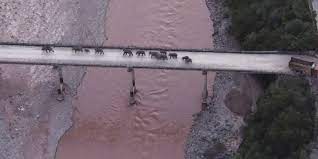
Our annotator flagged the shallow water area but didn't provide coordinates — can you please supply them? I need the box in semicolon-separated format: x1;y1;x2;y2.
55;0;214;158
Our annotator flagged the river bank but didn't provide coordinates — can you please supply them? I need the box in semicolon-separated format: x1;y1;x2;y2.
185;0;264;158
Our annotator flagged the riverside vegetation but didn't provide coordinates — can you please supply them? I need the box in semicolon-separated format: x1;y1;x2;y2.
226;0;318;51
225;0;318;158
235;77;316;159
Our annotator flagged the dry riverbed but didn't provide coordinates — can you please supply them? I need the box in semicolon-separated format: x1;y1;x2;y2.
0;1;84;159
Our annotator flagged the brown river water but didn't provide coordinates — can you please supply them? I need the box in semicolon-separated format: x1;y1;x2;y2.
55;0;214;158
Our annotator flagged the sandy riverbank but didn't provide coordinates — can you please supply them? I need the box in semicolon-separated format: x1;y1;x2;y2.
0;0;85;159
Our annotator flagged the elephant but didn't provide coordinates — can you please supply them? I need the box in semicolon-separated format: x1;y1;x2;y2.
72;46;83;53
136;50;146;56
123;49;133;56
95;48;104;55
168;53;178;59
41;45;54;53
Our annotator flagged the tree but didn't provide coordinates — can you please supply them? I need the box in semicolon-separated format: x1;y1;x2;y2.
236;77;315;159
226;0;318;51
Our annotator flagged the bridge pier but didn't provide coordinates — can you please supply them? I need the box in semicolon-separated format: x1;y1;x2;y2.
56;66;65;101
128;67;137;105
202;70;208;109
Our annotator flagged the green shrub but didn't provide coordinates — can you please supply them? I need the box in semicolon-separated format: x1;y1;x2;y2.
226;0;318;51
236;77;315;159
225;0;317;158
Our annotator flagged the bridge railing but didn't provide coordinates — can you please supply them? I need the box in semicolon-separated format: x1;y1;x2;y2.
0;42;316;56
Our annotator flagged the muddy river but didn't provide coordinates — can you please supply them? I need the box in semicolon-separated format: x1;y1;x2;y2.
55;0;214;158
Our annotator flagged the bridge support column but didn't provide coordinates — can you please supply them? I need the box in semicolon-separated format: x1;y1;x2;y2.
128;67;137;105
202;70;208;109
56;66;65;101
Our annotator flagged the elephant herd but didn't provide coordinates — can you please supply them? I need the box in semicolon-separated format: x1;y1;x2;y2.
42;45;105;55
71;46;104;55
41;45;193;63
123;49;192;63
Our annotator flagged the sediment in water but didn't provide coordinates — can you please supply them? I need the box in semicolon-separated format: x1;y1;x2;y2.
55;0;215;159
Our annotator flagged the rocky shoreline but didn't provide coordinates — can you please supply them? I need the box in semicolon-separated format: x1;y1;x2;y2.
309;78;318;159
184;0;264;159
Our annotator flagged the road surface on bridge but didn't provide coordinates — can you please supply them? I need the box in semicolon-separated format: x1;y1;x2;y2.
0;45;316;74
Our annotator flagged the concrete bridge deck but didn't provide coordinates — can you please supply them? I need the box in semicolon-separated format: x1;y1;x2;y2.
0;44;316;74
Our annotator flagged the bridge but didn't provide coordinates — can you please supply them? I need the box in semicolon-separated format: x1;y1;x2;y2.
0;43;317;106
0;44;316;74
